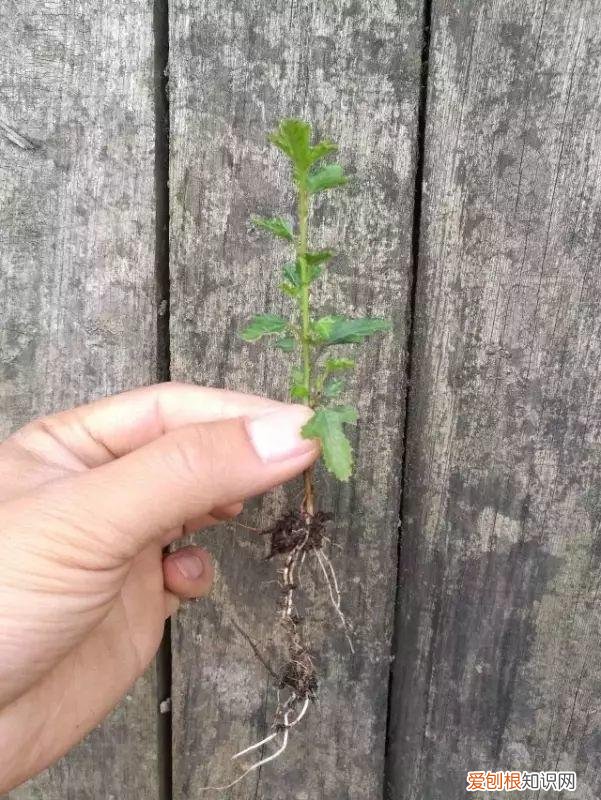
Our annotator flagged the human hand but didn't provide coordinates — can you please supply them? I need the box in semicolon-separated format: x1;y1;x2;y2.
0;382;318;792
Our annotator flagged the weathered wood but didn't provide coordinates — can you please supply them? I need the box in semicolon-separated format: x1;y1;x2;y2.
168;0;422;796
0;2;159;797
387;2;601;798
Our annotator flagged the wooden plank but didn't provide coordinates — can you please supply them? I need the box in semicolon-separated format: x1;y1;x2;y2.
0;2;159;797
387;1;601;797
169;0;423;796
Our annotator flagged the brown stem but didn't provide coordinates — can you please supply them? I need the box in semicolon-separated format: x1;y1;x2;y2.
302;466;315;516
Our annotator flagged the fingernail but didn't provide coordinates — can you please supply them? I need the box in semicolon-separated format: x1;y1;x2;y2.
174;552;204;580
246;405;316;463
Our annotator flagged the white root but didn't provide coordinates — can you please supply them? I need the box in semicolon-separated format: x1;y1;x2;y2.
289;695;310;727
231;731;278;760
297;550;307;589
231;693;310;762
200;712;291;792
281;525;311;627
315;548;355;653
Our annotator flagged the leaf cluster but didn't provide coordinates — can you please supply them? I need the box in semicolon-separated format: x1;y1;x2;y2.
240;119;391;481
268;119;346;193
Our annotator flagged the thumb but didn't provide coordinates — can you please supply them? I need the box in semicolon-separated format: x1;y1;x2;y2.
25;404;318;560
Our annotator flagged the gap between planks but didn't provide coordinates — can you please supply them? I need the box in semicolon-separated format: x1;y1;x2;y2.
153;1;172;799
383;0;433;796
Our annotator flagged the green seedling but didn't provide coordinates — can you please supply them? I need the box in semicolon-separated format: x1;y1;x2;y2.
241;118;390;489
203;119;390;791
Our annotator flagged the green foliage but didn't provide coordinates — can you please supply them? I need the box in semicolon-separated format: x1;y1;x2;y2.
240;118;390;482
312;315;391;345
240;314;288;341
322;377;345;398
305;249;333;266
290;367;309;400
324;357;355;373
251;216;294;241
307;164;348;194
273;336;296;352
301;407;357;481
305;140;339;165
268;119;312;169
281;257;326;296
268;119;339;175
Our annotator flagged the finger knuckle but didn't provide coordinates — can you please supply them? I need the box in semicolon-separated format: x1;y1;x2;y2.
165;424;212;484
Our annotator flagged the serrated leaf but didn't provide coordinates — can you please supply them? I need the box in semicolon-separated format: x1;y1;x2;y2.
301;406;358;481
314;316;391;345
324;357;355;373
307;164;348;194
291;386;309;400
290;367;308;400
328;317;391;344
305;249;333;266
323;377;345;398
311;315;338;342
274;336;296;352
280;282;299;297
282;261;301;287
268;118;312;170
307;141;338;166
240;314;288;342
283;257;324;289
306;264;323;284
251;216;294;241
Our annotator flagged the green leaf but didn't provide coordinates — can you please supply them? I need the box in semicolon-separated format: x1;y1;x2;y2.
307;141;338;166
282;257;325;290
280;281;299;298
305;263;324;284
301;406;358;481
323;377;345;398
282;261;301;287
240;314;288;342
268;119;312;170
290;367;309;400
291;386;309;400
274;336;296;352
311;315;338;342
314;316;391;345
324;357;355;373
307;164;348;194
251;216;294;241
268;120;340;175
305;249;333;266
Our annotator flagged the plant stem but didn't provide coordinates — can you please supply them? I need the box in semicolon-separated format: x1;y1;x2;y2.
297;182;311;395
297;178;315;516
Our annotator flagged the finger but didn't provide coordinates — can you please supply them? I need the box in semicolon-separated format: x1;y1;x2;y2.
210;501;244;521
7;382;283;476
164;591;181;618
13;405;318;561
160;502;244;545
183;501;244;536
162;547;214;600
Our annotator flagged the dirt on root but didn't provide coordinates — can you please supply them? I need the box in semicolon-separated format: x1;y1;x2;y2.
259;509;335;701
262;510;333;558
279;645;318;701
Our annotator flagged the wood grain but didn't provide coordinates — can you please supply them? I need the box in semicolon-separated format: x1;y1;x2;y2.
387;2;601;798
0;1;159;797
168;0;423;796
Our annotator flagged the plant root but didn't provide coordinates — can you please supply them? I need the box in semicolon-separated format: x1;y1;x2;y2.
200;509;353;792
199;697;312;793
262;509;333;559
314;547;355;653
